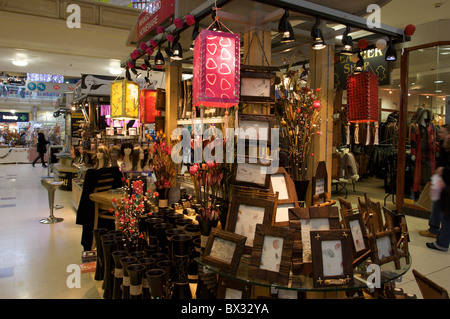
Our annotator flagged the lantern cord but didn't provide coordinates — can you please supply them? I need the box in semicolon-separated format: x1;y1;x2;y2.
208;6;234;34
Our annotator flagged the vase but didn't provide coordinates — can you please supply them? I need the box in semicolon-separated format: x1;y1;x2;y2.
128;250;146;260
127;264;146;299
154;222;174;254
99;234;116;289
144;244;159;257
156;188;169;200
171;234;192;300
293;179;310;202
165;228;186;259
145;217;164;245
175;217;193;230
158;199;169;208
166;212;183;227
119;256;138;299
93;228;108;281
188;237;202;283
111;250;128;299
159;207;174;223
101;239;117;299
150;252;170;263
156;259;176;299
146;269;166;299
138;257;156;299
198;219;218;249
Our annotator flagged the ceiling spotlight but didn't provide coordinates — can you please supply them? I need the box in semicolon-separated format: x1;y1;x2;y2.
278;10;295;44
131;68;141;78
171;42;183;60
311;18;326;50
190;20;200;50
144;59;152;70
385;38;397;61
165;45;173;58
12;59;28;67
341;26;353;56
125;67;132;81
155;49;165;69
353;52;364;74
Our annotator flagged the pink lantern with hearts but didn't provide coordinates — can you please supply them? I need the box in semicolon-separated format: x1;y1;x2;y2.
193;29;240;108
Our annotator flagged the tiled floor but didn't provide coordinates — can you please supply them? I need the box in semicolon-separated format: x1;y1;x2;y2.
0;164;448;299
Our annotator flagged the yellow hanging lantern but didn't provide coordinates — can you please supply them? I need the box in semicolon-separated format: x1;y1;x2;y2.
110;79;140;120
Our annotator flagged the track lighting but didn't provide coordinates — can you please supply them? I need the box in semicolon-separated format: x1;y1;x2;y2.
172;42;183;60
144;58;152;70
385;38;397;61
341;26;353;56
125;67;132;81
278;10;295;44
190;20;200;50
155;48;165;69
353;52;364;74
131;68;141;78
311;18;326;50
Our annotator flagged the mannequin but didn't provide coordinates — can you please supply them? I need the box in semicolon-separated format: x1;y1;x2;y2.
109;145;121;167
131;146;144;171
95;145;110;169
120;142;133;172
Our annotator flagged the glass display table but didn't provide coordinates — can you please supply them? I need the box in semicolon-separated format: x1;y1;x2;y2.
196;255;411;293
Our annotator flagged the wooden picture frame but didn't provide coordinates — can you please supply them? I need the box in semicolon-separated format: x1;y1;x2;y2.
383;206;410;264
238;114;275;145
240;65;278;103
367;228;400;269
231;157;271;189
288;206;342;275
248;224;295;286
216;276;252;299
310;229;354;288
312;161;328;204
269;167;298;205
342;212;371;266
203;228;246;275
226;195;276;254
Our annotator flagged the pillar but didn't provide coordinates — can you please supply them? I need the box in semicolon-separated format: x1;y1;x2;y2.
164;62;181;143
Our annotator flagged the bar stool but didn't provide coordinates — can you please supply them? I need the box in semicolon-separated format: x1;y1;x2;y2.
40;178;64;224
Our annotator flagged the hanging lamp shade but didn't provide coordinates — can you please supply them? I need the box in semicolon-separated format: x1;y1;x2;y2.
193;29;240;108
347;72;379;123
140;89;158;124
110;79;140;120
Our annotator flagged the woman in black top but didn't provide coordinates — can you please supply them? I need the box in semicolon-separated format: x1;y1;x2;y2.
32;132;49;167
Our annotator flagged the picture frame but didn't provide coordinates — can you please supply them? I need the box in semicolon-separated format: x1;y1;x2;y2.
288;206;342;275
312;161;328;204
248;224;295;286
342;212;371;266
240;65;279;103
202;228;247;275
216;276;252;299
269;167;298;205
367;227;400;269
226;195;276;254
310;229;354;288
383;206;410;264
231;157;271;189
238;114;275;145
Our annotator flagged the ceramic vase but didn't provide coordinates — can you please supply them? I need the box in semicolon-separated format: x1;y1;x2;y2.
127;264;146;299
146;269;166;299
111;250;128;299
101;239;117;299
119;256;138;299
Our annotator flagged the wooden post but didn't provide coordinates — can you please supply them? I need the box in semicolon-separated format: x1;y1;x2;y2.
164;63;181;144
308;44;335;206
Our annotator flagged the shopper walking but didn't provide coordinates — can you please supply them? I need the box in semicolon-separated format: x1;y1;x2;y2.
427;124;450;252
420;125;449;238
32;132;49;168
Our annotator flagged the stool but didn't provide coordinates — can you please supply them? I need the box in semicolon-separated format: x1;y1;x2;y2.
40;178;64;224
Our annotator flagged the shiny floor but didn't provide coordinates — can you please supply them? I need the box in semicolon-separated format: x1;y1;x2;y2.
0;164;448;299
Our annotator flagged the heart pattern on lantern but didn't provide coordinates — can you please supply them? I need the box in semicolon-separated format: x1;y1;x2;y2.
206;74;217;85
221;93;230;99
206;88;216;97
221;78;231;90
206;58;217;70
219;37;232;47
219;63;231;75
221;48;231;60
207;43;217;55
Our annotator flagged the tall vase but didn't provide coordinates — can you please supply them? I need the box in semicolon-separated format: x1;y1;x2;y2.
146;269;166;299
101;239;117;299
171;234;193;299
154;222;174;254
293;179;310;202
111;250;128;299
189;236;202;283
138;257;156;299
120;256;138;299
144;244;159;257
129;250;146;260
198;219;218;250
175;217;193;230
127;264;146;299
166;228;186;259
145;217;164;245
156;259;176;299
166;212;183;227
93;228;108;281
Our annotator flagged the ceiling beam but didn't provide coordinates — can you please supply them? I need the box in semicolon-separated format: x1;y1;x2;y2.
252;0;409;41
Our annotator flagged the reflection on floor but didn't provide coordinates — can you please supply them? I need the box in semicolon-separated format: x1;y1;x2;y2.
0;165;448;299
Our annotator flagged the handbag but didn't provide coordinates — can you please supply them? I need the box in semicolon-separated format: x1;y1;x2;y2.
417;182;431;211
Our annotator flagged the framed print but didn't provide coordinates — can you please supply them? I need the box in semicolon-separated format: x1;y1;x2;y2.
269;167;298;205
231;158;271;189
288;206;341;275
273;203;297;227
203;228;246;275
367;228;400;269
342;212;371;266
248;224;295;285
383;206;410;264
312;161;328;204
310;230;354;288
238;114;275;144
226;195;275;254
240;65;278;103
216;276;252;299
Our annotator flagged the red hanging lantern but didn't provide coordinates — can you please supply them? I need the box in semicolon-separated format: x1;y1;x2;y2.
193;29;240;108
347;72;379;123
140;89;158;124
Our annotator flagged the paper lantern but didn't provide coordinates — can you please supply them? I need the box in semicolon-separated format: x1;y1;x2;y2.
347;72;379;123
193;29;240;108
140;89;158;124
110;79;140;120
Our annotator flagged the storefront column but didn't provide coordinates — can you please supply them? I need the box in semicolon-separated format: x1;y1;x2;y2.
165;63;181;143
308;44;335;204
